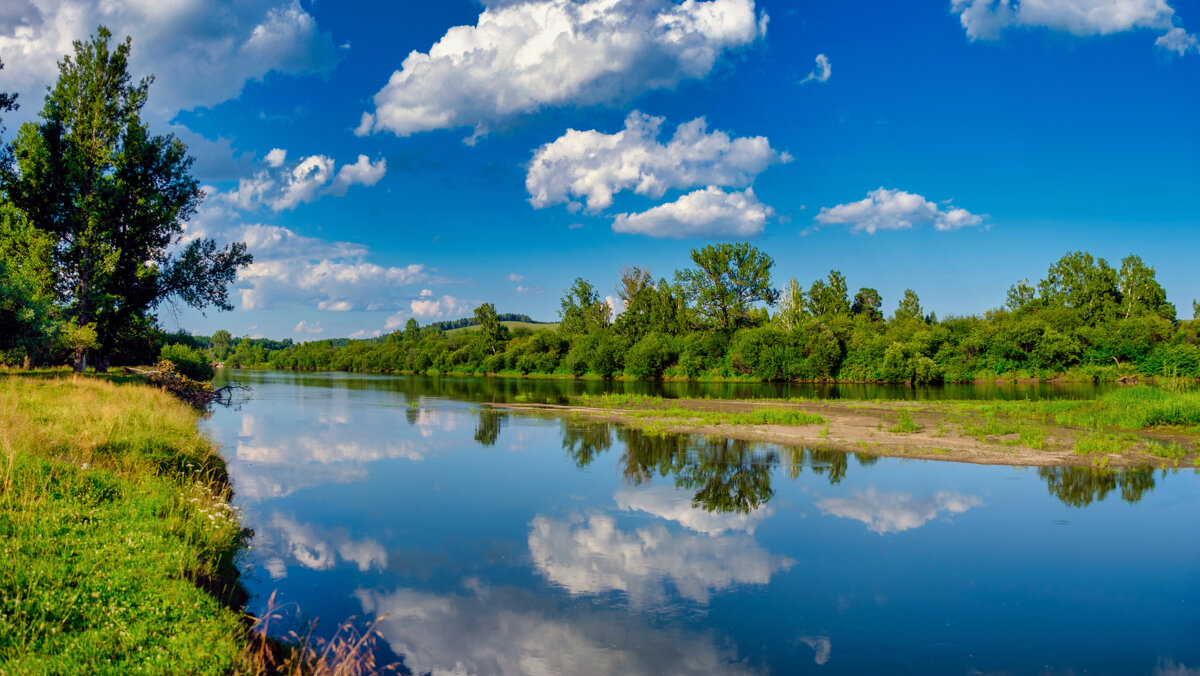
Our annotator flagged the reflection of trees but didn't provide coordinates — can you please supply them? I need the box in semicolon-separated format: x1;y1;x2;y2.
474;408;507;447
1038;466;1156;507
562;422;613;468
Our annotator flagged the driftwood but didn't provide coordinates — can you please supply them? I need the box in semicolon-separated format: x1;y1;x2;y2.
123;361;248;408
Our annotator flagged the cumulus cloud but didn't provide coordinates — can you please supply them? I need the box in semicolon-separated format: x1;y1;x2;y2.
385;294;477;326
951;0;1194;54
528;514;792;607
814;187;983;234
816;488;982;535
1156;659;1200;676
222;151;387;212
292;319;323;334
0;0;339;122
799;635;832;665
613;186;774;238
799;53;831;84
359;0;766;139
1156;25;1200;54
357;583;762;676
615;486;774;536
528;111;789;213
183;194;438;314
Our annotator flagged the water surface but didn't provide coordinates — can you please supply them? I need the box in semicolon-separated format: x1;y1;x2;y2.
204;371;1200;675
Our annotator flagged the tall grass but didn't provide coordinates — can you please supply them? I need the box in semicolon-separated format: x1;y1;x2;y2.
0;376;246;673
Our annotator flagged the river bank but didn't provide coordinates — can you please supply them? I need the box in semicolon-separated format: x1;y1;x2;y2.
0;376;250;673
493;387;1200;469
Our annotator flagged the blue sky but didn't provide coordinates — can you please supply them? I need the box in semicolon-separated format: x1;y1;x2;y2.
2;0;1198;339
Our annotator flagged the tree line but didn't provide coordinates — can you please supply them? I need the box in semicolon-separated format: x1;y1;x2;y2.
0;29;250;372
262;243;1200;384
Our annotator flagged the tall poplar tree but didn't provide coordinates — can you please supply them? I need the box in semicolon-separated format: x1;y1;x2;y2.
4;28;251;370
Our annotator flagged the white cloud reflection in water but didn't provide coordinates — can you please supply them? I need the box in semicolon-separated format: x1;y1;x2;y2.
259;513;387;580
528;513;792;607
356;582;763;676
614;485;774;535
816;487;982;535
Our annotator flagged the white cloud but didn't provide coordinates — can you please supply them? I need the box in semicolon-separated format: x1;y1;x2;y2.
1156;25;1200;53
528;111;789;212
613;186;774;238
222;151;387;212
265;148;288;168
814;187;984;234
357;583;762;676
528;513;792;607
292;319;323;334
799;636;832;665
360;0;766;139
615;486;774;536
409;295;475;321
799;53;831;84
951;0;1193;54
816;488;982;535
1155;659;1200;676
0;0;339;122
506;273;526;283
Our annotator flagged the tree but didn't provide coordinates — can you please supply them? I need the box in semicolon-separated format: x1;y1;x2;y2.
851;287;883;322
473;302;505;353
615;265;653;307
675;242;779;332
806;270;850;317
1117;255;1173;320
558;278;611;335
1005;279;1036;312
894;289;923;322
3;28;251;371
210;329;232;360
774;278;807;330
1037;251;1118;325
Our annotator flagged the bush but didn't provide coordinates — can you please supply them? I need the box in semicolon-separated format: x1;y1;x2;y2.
625;333;675;380
159;343;214;381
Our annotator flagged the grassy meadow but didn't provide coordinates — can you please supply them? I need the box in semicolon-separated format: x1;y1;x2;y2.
0;376;248;674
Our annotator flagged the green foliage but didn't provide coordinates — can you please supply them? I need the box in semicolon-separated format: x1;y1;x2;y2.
0;378;247;672
558;278;611;335
675;242;779;332
889;410;922;434
625;333;675;380
1;27;250;371
160;343;215;381
807;270;850;317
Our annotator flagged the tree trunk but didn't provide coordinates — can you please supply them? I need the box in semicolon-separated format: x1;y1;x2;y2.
74;349;87;373
22;353;32;371
94;354;109;373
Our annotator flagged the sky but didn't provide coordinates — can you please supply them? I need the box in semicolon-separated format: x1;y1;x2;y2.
1;0;1198;340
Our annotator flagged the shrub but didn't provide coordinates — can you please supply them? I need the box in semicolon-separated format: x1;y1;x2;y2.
159;343;214;381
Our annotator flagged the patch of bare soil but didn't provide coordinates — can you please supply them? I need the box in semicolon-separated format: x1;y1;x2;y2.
492;398;1194;469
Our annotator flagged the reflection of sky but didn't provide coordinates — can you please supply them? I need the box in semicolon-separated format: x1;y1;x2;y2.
816;488;982;535
615;485;773;535
257;513;388;580
201;373;1200;676
357;582;763;676
529;513;792;607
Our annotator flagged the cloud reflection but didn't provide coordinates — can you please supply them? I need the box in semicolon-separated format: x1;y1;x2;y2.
356;582;762;676
615;485;774;536
260;513;387;579
816;488;982;535
528;514;792;606
798;635;831;666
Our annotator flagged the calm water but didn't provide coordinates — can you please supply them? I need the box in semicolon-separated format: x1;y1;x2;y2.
204;371;1200;675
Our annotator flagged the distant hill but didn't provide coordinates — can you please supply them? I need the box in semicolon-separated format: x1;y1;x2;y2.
425;313;552;332
445;320;559;335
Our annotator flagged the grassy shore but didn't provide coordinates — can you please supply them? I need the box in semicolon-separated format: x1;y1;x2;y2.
0;376;248;674
495;386;1200;469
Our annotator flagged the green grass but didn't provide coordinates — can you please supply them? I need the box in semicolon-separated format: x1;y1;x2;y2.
946;386;1200;432
0;377;250;674
574;393;824;426
888;410;922;434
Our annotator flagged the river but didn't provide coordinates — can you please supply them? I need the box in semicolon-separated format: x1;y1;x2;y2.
203;371;1200;675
